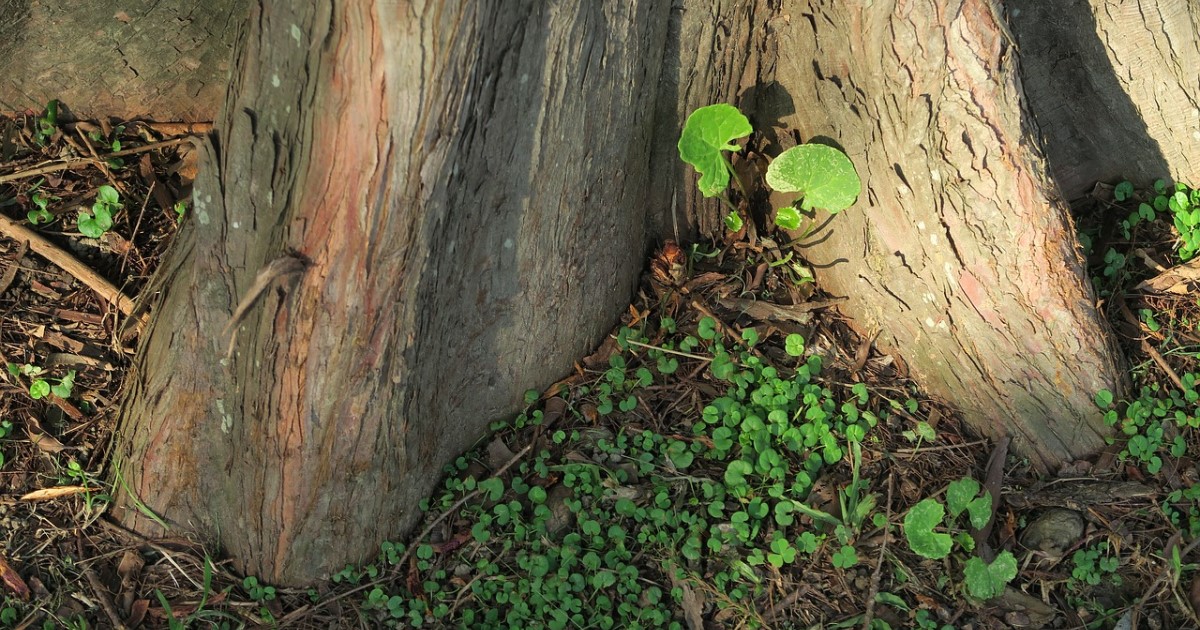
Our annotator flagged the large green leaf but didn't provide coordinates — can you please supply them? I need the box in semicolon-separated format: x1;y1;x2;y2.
903;498;952;559
964;551;1017;600
678;104;752;197
765;143;861;212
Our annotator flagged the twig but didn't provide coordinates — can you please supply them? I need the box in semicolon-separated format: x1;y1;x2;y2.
861;472;894;630
0;137;194;184
890;439;989;456
624;339;712;362
222;255;308;361
0;213;136;315
84;568;129;630
1119;299;1185;391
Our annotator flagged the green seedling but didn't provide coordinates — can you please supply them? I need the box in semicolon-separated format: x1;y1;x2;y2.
1164;181;1200;261
679;103;862;234
1069;542;1121;588
903;476;1014;600
6;363;72;400
78;185;121;238
35;100;58;145
27;191;54;225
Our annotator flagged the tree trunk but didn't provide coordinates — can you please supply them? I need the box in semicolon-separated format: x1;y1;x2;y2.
749;0;1126;470
113;1;679;585
0;0;246;121
1009;0;1200;198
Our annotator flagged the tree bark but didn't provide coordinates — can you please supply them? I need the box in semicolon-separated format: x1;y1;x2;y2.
0;0;246;121
1009;0;1200;198
113;1;678;585
752;0;1126;470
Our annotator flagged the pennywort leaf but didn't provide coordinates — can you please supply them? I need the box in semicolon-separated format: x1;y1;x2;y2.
678;104;752;197
766;143;861;213
903;498;952;559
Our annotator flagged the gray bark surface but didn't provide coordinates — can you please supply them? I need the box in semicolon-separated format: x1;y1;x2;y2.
1011;0;1200;198
114;1;674;585
754;0;1125;470
0;0;245;121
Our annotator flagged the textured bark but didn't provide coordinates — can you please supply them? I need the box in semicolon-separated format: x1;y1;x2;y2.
113;1;675;585
756;0;1125;470
1010;0;1200;199
647;0;774;240
0;0;245;121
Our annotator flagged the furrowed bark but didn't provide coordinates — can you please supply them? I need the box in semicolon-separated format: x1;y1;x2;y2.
757;0;1124;470
114;0;671;585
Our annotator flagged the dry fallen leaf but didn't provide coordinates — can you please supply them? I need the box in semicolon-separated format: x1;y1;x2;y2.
0;555;30;600
20;485;100;501
25;420;67;454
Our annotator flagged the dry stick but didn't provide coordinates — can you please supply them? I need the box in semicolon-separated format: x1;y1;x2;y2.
0;213;136;315
1132;534;1200;623
860;472;895;630
624;338;713;362
0;136;194;184
277;441;537;627
1119;299;1186;391
84;567;129;630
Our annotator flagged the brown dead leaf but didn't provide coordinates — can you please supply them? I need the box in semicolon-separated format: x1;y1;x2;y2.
0;555;29;600
113;11;132;23
1191;572;1200;619
25;419;68;454
1135;255;1200;294
20;485;99;501
670;570;705;630
127;599;149;627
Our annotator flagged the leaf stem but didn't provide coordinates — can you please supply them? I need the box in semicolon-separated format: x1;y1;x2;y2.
721;153;748;199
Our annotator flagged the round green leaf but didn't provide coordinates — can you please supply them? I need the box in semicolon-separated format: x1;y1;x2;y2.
678;104;752;198
765;144;861;213
963;551;1017;600
903;498;952;559
775;206;802;230
28;379;51;399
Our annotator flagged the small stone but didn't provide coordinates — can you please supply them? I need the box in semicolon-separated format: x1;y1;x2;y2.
1021;508;1084;559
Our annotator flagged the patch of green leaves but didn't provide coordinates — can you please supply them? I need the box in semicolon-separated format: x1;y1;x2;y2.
902;476;1010;600
1096;372;1200;475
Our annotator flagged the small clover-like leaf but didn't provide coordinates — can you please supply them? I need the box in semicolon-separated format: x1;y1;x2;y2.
724;459;753;487
965;495;992;530
478;477;504;502
903;498;952;559
946;477;981;518
96;185;120;208
678;104;752;197
831;544;858;568
28;379;51;399
775;206;802;230
766;144;861;213
964;551;1017;600
665;440;694;469
1113;180;1134;201
724;211;744;232
785;333;805;357
1094;389;1114;409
